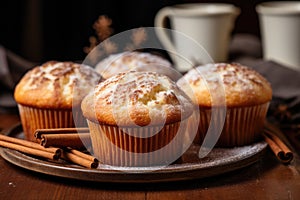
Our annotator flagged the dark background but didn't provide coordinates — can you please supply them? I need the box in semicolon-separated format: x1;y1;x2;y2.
0;0;275;63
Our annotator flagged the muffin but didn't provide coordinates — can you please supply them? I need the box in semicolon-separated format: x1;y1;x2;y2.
177;63;272;147
14;61;101;141
81;71;194;167
95;51;179;80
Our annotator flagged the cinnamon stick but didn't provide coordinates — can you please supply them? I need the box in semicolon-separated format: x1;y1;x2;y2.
61;149;99;169
0;140;60;160
40;133;91;149
263;130;293;164
0;134;98;168
65;147;98;163
0;134;61;156
34;127;89;139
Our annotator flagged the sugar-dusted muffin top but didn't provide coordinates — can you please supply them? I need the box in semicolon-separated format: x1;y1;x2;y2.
95;51;179;80
177;63;272;107
81;71;194;126
14;61;101;109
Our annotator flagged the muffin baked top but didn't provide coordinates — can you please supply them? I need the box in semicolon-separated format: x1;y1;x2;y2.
95;51;178;80
14;61;101;109
81;71;194;126
177;63;272;107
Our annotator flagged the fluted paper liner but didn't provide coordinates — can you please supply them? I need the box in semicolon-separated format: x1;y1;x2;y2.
87;120;188;167
18;104;87;142
192;103;270;147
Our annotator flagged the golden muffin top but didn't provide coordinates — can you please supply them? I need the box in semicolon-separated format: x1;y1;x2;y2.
14;61;101;109
177;63;272;107
95;51;178;80
81;71;194;126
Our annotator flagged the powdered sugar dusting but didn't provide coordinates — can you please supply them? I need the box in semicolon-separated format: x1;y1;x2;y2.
178;63;271;97
94;71;193;125
20;61;101;106
95;51;174;79
177;63;272;107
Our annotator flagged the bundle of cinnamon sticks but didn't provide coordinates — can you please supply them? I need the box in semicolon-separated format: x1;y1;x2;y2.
263;122;294;164
0;128;99;169
34;127;90;149
0;134;61;160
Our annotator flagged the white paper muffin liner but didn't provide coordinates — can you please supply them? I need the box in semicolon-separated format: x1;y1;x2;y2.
18;104;87;142
193;102;270;147
87;119;189;167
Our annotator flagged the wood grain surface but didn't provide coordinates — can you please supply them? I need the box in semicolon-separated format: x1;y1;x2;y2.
1;112;300;200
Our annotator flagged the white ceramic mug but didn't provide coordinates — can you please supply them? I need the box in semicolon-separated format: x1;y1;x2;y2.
155;3;240;72
256;1;300;71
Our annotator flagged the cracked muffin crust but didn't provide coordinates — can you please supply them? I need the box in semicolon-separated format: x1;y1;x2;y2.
95;51;178;80
14;61;101;109
82;70;193;126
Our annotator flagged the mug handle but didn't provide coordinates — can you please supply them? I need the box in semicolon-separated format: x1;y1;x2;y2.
154;7;177;55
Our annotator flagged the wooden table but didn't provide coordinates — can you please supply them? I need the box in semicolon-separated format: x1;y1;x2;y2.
1;111;300;200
